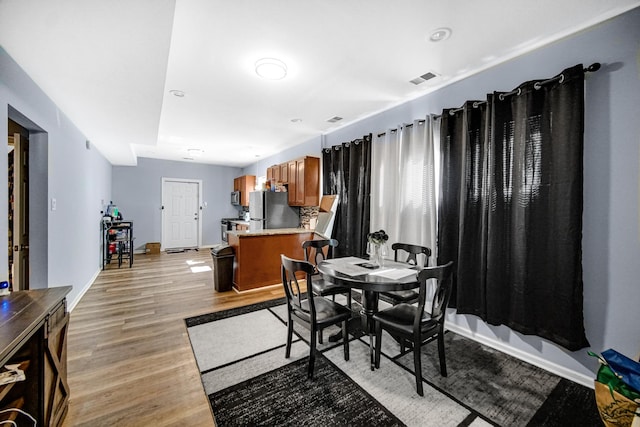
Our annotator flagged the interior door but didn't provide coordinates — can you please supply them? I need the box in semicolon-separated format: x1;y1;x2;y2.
10;133;29;290
162;180;200;249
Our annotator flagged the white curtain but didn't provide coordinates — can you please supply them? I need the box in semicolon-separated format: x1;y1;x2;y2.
371;115;440;264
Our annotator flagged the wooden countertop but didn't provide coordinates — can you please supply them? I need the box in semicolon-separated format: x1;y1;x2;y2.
228;227;312;237
0;286;72;364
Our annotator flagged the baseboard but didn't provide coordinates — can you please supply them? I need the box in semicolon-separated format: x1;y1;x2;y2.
67;267;100;312
445;321;595;389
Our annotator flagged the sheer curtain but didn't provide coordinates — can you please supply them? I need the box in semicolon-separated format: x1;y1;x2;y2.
371;116;439;263
437;64;589;351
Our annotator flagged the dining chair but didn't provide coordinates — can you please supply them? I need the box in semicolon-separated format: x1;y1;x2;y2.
373;261;454;396
281;254;350;379
303;239;352;343
379;243;432;305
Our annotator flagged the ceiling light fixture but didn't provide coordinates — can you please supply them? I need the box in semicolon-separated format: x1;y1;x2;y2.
429;27;452;42
169;89;185;97
255;58;287;80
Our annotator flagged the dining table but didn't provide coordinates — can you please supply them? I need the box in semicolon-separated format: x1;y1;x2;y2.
316;256;421;370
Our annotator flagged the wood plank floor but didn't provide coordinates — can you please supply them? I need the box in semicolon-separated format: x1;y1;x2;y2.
63;250;285;426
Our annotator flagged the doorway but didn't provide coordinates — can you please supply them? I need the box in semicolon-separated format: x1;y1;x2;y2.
8;119;29;291
161;178;202;250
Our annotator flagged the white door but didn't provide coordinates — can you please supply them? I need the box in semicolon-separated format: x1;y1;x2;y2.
162;179;200;249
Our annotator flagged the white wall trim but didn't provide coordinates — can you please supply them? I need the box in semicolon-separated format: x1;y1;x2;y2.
445;321;594;388
66;267;100;312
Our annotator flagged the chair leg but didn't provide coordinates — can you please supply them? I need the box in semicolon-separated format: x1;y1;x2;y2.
285;312;293;358
413;333;424;396
342;320;349;361
437;331;448;377
374;323;382;369
308;324;317;379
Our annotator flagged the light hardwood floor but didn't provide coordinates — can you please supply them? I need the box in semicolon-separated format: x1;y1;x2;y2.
63;250;285;426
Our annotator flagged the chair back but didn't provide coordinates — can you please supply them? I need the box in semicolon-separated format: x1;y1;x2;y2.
392;243;431;267
302;239;339;267
281;254;316;317
415;261;454;330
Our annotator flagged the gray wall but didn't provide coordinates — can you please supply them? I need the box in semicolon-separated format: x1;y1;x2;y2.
0;47;112;308
242;136;322;178
294;9;640;383
113;158;242;248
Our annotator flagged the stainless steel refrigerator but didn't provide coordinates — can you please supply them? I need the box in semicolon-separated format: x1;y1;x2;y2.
249;191;300;230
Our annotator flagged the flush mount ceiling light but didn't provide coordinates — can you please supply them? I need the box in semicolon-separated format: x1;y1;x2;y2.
255;58;287;80
429;27;452;42
169;89;185;97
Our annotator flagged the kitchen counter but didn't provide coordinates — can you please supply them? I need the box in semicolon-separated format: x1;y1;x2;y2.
227;228;317;291
229;220;250;227
227;227;310;237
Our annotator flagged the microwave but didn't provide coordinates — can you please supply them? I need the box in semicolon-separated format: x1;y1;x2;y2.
231;191;241;205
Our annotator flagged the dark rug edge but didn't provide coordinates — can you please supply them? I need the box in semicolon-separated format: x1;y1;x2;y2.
184;297;287;327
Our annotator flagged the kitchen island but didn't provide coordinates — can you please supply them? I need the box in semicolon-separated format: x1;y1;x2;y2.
227;228;315;291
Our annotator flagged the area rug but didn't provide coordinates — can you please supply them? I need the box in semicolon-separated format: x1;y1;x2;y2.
185;298;601;426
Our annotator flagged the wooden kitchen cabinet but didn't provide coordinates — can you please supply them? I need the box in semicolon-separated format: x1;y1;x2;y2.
233;175;256;207
266;165;279;183
287;160;297;205
289;156;320;207
279;163;289;184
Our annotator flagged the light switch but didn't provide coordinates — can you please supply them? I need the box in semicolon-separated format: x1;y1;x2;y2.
51;198;57;211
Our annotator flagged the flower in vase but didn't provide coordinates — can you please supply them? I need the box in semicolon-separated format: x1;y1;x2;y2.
367;230;389;246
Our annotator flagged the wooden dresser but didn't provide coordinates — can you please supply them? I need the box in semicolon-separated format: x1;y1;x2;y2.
0;287;71;426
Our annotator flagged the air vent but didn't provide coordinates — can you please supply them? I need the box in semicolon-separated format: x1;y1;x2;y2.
410;71;438;85
327;116;343;123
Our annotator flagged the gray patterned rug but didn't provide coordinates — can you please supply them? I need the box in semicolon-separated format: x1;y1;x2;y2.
185;297;600;426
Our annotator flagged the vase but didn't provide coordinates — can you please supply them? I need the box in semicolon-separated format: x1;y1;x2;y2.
368;242;387;267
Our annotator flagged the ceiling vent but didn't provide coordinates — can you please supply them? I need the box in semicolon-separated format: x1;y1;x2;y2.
327;116;343;123
410;71;438;85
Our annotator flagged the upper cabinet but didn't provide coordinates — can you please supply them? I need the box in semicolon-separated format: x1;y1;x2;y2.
288;156;320;207
266;156;319;206
233;175;256;207
266;165;279;183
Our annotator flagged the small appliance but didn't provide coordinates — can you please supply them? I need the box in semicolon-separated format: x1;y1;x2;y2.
230;191;241;206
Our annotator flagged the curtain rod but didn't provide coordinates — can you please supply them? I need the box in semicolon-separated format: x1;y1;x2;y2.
434;63;601;118
376;119;427;138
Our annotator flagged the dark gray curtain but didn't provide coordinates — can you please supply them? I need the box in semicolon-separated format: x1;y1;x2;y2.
437;64;589;351
322;134;371;258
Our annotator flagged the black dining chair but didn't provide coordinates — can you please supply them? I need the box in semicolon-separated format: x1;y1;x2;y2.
303;239;352;343
281;254;350;379
379;243;432;305
373;261;454;396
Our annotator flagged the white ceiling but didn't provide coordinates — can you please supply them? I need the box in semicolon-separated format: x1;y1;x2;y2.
1;1;638;167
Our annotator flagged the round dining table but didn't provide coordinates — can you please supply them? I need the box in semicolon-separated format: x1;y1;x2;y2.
317;258;420;370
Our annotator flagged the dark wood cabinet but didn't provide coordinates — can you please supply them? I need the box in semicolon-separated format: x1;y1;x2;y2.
233;175;256;207
0;287;71;427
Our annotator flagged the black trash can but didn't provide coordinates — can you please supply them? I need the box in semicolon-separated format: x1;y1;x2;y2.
211;244;235;292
